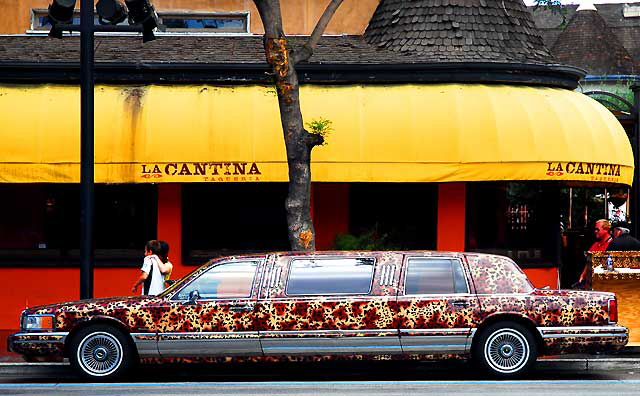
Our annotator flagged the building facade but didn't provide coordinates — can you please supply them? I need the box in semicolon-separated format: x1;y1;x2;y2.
0;0;634;334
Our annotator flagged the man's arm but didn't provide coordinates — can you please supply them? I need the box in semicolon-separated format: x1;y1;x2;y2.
131;271;148;293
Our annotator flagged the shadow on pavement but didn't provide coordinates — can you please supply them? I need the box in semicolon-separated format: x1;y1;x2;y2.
0;360;628;383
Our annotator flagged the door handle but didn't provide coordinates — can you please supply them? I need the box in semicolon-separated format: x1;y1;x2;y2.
229;304;255;313
452;300;470;308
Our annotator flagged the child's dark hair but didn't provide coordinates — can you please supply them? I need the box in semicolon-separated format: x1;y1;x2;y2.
145;240;162;256
158;240;170;263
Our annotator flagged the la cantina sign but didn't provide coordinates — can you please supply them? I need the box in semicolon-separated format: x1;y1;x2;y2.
140;162;262;181
546;162;621;178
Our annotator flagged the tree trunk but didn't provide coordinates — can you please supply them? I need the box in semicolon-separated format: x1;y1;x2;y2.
254;0;341;251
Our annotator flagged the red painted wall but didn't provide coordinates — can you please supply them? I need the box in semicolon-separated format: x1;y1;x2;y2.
313;183;349;250
523;267;559;289
157;184;184;271
437;183;466;251
0;184;193;331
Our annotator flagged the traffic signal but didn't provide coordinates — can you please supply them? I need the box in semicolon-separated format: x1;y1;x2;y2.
47;0;76;38
124;0;159;42
96;0;128;25
46;0;159;42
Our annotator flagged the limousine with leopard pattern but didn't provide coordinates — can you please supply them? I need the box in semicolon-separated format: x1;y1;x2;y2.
8;251;627;379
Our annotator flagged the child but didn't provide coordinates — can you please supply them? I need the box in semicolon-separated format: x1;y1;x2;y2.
158;240;174;288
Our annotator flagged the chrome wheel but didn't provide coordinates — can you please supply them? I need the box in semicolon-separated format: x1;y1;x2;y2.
76;331;123;376
484;328;529;374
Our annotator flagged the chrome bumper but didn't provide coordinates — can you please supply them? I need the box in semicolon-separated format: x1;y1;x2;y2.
538;325;628;354
7;332;68;357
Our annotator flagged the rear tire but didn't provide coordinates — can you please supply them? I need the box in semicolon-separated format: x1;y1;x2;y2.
472;321;537;378
69;324;135;380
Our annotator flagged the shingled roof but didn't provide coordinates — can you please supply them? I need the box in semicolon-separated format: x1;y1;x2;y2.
531;2;640;63
364;0;554;64
551;7;637;75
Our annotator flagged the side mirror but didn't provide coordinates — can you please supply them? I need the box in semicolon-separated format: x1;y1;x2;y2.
185;290;200;305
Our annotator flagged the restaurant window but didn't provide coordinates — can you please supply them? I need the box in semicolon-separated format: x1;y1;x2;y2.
0;184;157;266
466;182;560;268
286;257;375;296
182;183;289;264
338;183;437;250
30;9;249;33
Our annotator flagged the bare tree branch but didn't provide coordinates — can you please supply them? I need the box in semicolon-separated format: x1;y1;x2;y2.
292;0;345;64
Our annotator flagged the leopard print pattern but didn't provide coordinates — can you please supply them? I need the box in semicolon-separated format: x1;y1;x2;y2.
12;251;626;362
466;254;533;294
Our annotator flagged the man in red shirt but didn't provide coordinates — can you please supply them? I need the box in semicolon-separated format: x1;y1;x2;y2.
578;219;612;284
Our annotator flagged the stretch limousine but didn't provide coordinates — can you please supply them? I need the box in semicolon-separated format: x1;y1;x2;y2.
9;251;627;379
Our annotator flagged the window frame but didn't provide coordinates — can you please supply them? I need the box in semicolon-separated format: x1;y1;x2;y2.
171;260;259;301
402;257;470;296
29;9;251;34
284;256;376;297
158;11;250;34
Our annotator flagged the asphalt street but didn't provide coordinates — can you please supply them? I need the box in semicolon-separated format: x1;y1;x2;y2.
2;360;640;395
2;378;640;396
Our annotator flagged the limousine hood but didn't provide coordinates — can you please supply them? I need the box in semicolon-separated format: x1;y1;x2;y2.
24;295;163;315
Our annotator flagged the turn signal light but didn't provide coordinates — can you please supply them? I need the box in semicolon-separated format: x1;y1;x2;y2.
608;298;618;323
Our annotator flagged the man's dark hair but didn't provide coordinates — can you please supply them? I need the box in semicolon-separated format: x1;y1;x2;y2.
145;240;162;256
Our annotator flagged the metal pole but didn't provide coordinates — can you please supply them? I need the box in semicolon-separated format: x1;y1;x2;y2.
632;84;640;239
80;0;95;299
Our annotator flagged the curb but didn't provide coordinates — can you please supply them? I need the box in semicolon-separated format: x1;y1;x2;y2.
0;362;73;376
2;358;640;376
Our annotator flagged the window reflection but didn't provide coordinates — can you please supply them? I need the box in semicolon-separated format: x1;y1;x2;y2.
286;258;374;295
176;261;257;300
405;258;464;295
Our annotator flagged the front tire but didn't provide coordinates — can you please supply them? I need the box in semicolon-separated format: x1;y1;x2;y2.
69;324;135;380
472;321;537;378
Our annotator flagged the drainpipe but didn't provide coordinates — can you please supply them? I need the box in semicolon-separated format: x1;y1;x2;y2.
632;85;640;239
79;0;95;300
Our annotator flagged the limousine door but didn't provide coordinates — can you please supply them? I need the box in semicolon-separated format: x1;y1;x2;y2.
156;259;263;358
258;253;403;356
397;255;481;355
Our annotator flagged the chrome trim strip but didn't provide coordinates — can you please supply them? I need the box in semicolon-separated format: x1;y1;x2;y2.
400;335;468;354
402;345;467;351
262;336;402;355
261;329;398;337
157;331;262;357
400;328;471;335
541;333;628;339
380;265;389;286
538;326;628;339
465;328;477;352
11;332;68;341
130;333;159;358
158;331;259;339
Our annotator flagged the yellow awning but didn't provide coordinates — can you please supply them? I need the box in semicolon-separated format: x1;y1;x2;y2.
0;83;633;185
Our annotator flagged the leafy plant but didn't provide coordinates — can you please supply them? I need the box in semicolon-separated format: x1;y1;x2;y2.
306;117;333;145
532;0;567;27
334;224;402;250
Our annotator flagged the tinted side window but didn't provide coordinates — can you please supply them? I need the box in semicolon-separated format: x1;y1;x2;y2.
405;258;468;294
175;261;257;300
286;257;375;296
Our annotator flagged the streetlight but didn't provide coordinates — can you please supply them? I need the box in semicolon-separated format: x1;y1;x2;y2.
46;0;159;299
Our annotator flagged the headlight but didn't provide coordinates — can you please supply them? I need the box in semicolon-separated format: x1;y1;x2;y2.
21;314;55;332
